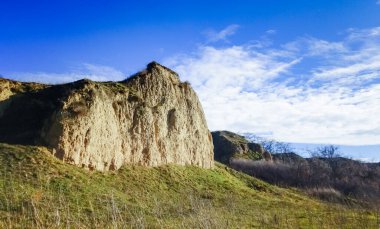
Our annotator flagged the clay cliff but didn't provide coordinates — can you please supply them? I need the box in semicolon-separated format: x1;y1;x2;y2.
0;62;214;171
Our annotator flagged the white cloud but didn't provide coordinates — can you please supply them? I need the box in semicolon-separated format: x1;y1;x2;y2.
266;30;276;35
205;24;240;42
347;27;380;41
309;28;380;86
10;64;126;84
312;58;380;81
166;27;380;145
284;37;347;56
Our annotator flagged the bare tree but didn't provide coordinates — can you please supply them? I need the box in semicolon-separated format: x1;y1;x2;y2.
274;142;293;154
311;145;341;159
246;134;293;154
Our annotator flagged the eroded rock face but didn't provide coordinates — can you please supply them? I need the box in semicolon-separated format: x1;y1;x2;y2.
0;62;214;171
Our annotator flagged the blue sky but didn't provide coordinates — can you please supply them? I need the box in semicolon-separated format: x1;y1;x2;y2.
2;0;380;74
1;0;380;160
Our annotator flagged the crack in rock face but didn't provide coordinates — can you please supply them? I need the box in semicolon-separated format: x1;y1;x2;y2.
0;62;214;171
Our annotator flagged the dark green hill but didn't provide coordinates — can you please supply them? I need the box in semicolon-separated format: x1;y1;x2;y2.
212;131;271;164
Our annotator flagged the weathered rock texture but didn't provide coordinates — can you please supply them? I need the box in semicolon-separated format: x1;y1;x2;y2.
0;78;45;102
212;131;272;164
0;62;214;171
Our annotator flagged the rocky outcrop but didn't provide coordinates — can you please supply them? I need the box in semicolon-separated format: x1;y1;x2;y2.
212;131;271;164
0;78;46;117
0;78;46;102
0;62;214;171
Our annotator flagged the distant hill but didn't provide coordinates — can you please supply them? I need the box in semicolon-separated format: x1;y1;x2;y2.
243;133;380;162
211;131;271;164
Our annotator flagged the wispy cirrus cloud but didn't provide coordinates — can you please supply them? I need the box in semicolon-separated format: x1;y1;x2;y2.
308;28;380;87
166;27;380;145
205;24;240;43
347;27;380;40
9;63;126;84
283;36;347;56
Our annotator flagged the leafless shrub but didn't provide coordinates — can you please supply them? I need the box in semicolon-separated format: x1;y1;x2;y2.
69;101;88;116
245;134;293;154
306;188;343;202
310;145;341;159
230;158;304;186
230;156;380;207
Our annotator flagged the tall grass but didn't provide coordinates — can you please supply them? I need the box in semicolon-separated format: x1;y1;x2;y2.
0;143;379;228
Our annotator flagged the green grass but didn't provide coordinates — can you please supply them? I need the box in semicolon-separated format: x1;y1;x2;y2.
0;143;379;228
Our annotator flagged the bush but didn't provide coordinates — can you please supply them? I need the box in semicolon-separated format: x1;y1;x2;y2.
230;156;380;207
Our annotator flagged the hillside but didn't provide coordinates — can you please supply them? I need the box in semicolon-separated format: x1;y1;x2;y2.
212;131;380;207
0;143;378;228
1;65;379;228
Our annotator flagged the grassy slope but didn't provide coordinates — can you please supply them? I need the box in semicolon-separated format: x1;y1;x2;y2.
0;143;378;228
